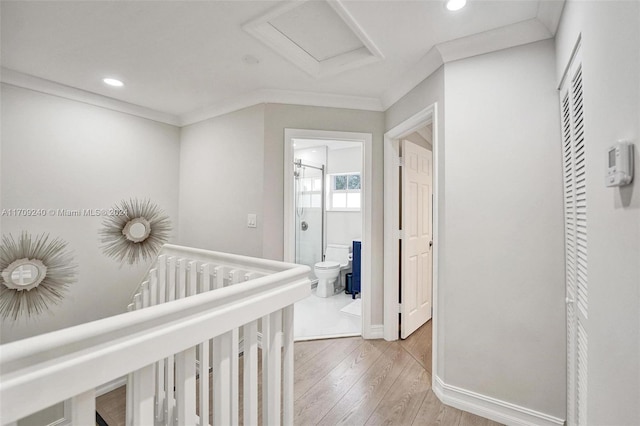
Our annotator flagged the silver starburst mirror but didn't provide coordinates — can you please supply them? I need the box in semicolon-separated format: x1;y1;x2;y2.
0;232;77;320
100;198;171;265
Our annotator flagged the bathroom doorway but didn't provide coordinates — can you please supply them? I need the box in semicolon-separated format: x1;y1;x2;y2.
284;129;372;341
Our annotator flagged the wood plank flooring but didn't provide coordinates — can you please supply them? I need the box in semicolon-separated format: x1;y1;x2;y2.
96;321;502;425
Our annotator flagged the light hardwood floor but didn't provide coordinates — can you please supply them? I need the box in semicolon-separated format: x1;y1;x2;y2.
96;321;502;425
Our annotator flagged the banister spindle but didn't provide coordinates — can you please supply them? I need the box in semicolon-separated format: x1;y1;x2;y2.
198;264;211;426
141;281;150;308
177;258;188;300
156;257;167;423
213;329;239;425
243;320;259;426
133;364;155;426
228;269;244;285
165;256;177;425
149;269;158;306
283;305;295;425
175;346;197;426
71;389;95;426
262;311;283;425
213;266;225;289
188;261;197;296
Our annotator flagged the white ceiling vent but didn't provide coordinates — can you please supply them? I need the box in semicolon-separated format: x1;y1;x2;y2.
243;0;384;78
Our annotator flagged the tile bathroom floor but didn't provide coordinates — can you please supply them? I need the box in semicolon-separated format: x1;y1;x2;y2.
294;289;361;340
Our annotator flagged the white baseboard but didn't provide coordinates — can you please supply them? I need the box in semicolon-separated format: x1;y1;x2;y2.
364;324;384;339
432;375;565;426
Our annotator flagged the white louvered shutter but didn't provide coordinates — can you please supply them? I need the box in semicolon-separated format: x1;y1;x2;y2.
560;42;588;426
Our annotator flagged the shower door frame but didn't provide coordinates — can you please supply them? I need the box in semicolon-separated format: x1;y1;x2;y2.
293;159;326;273
283;128;375;338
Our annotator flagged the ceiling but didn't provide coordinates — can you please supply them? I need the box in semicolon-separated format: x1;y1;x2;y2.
0;0;565;126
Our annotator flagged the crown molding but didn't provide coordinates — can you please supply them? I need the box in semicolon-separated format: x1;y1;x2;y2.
3;0;564;127
0;68;181;126
180;88;384;126
536;0;566;35
436;18;552;63
381;14;558;110
1;68;382;127
380;46;443;110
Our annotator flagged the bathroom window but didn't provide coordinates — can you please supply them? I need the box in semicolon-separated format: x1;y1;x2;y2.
328;173;361;210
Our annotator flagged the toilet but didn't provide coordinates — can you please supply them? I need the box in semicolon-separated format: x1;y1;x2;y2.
314;244;351;298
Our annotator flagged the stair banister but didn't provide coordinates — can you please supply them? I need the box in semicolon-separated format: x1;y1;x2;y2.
0;245;310;426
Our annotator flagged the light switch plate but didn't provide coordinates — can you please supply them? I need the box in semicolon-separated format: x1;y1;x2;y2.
247;214;257;228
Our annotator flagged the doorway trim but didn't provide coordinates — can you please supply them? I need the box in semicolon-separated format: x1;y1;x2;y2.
383;103;438;356
283;128;375;338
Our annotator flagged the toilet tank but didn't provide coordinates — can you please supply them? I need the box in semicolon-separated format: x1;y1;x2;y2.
325;244;351;267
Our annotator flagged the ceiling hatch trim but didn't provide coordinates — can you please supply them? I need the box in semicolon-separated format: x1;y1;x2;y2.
243;0;384;78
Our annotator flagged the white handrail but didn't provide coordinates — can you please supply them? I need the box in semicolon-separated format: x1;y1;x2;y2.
0;246;311;425
128;243;297;301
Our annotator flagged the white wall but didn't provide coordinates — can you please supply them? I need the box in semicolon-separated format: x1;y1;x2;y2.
327;146;362;174
442;40;566;418
556;1;640;424
179;104;384;322
178;105;265;257
264;104;385;323
0;84;181;343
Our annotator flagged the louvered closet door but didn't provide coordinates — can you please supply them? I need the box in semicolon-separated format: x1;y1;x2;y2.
561;42;588;426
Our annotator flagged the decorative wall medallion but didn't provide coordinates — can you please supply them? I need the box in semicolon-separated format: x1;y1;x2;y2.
100;198;171;265
0;232;77;320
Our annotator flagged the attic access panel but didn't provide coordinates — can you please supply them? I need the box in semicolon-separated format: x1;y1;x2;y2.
243;0;384;78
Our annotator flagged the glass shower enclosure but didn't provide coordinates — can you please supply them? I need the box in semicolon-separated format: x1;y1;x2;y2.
293;159;325;281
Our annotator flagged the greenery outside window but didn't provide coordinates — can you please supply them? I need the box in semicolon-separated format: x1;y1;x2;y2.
328;173;361;210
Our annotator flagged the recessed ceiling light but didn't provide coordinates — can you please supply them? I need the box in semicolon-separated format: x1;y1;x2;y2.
446;0;467;11
103;78;124;87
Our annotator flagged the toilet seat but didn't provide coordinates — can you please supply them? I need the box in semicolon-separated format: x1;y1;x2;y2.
315;261;340;270
313;244;351;298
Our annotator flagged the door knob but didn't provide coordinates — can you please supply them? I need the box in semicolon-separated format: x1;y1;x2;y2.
429;240;433;248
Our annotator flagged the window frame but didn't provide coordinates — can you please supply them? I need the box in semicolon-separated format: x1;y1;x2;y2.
327;172;361;211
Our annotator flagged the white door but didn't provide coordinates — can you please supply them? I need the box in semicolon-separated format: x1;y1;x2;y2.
561;43;589;426
400;139;433;339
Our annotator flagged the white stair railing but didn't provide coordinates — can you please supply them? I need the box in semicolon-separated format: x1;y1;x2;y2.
0;244;311;426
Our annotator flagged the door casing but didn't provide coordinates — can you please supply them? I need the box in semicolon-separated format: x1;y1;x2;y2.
383;104;438;370
283;128;375;338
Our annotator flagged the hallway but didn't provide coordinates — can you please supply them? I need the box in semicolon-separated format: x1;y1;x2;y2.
96;321;501;425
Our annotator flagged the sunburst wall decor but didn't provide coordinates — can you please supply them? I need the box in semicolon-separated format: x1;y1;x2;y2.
99;198;171;265
0;232;78;320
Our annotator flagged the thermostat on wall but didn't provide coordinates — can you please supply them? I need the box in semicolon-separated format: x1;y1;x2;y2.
606;141;634;187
